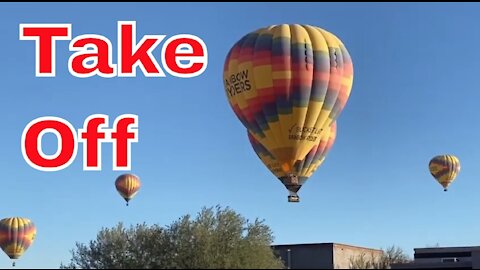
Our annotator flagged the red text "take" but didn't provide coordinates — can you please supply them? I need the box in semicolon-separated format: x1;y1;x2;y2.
19;21;208;78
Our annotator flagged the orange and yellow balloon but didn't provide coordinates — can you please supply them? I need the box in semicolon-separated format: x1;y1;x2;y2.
115;174;141;206
429;154;461;191
223;24;353;200
0;217;36;266
249;122;337;202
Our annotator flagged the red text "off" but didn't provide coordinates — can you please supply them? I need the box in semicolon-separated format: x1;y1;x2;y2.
21;114;139;171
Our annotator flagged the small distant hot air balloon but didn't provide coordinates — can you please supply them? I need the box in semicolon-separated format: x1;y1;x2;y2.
115;173;141;206
249;122;337;202
429;154;461;191
223;24;353;193
0;217;36;267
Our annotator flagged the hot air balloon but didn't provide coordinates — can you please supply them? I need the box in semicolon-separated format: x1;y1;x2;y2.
249;121;337;202
223;24;353;192
115;173;141;206
0;217;36;267
429;154;461;191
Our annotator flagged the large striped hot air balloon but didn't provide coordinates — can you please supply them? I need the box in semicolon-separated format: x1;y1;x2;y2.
249;121;337;202
429;155;461;191
223;24;353;194
0;217;36;267
115;174;141;206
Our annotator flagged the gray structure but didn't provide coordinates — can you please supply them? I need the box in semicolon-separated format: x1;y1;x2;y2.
392;246;480;269
272;242;383;269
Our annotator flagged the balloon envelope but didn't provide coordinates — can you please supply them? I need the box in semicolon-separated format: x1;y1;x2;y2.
0;217;36;260
249;121;337;201
224;24;353;174
115;173;141;205
429;154;461;191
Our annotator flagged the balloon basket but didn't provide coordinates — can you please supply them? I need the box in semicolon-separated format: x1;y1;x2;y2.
288;195;300;203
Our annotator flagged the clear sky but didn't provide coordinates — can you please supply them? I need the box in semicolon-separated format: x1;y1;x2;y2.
1;2;480;268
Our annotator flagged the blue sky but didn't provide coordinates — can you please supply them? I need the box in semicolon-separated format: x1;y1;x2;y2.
1;2;480;268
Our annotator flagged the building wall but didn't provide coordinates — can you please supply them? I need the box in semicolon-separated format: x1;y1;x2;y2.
332;243;384;269
273;244;334;269
410;247;479;268
414;257;472;264
272;243;383;269
392;246;480;269
472;250;480;269
391;261;472;269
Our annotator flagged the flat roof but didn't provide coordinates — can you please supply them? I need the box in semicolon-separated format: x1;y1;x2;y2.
415;246;480;253
272;242;383;253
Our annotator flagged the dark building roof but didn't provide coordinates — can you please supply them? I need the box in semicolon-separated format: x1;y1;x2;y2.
415;246;480;253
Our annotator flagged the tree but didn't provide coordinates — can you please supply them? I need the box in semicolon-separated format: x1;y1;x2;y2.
349;245;412;269
60;205;285;269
